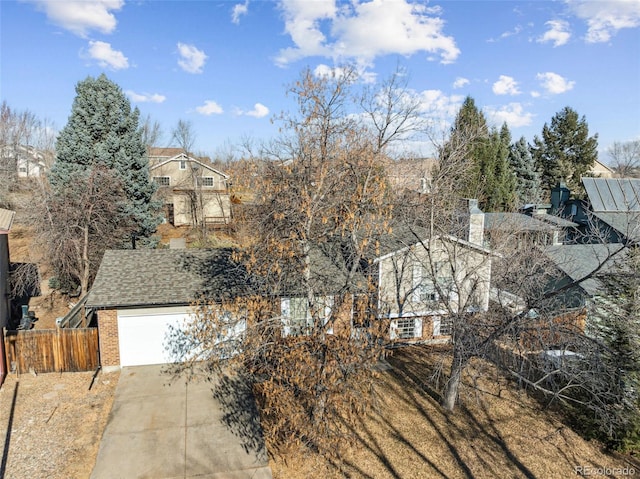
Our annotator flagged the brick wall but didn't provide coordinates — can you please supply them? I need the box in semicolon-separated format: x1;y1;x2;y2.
97;309;120;367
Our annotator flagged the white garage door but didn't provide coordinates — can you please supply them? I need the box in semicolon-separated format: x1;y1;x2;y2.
117;308;192;367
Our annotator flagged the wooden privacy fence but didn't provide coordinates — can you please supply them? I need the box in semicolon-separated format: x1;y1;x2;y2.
3;328;99;374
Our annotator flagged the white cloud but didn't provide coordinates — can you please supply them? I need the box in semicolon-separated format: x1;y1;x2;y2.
245;103;270;118
275;0;460;67
485;103;533;128
232;1;249;24
417;89;464;118
177;43;208;74
488;24;523;43
492;75;521;95
86;40;128;69
126;91;166;104
452;77;469;89
536;72;575;94
196;100;224;115
566;0;640;43
537;19;571;46
27;0;123;37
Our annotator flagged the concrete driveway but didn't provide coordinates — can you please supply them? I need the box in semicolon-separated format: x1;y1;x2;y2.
90;365;272;479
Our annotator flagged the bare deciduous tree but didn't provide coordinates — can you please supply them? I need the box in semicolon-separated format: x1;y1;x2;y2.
168;65;425;456
608;140;640;178
29;166;133;295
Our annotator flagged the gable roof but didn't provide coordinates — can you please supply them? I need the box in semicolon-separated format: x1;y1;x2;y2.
86;249;252;309
149;152;229;179
544;243;628;296
373;224;491;262
592;211;640;243
583;177;640;212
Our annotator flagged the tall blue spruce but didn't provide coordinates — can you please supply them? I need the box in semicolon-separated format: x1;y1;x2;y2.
509;136;541;206
50;74;160;244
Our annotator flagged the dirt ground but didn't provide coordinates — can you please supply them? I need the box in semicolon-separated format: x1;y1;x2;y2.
0;369;119;479
269;345;640;479
0;345;637;479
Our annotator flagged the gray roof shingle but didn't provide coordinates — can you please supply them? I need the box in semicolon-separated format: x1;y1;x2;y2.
544;243;628;296
86;249;251;309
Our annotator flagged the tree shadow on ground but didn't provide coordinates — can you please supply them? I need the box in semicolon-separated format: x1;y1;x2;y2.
327;344;611;479
209;371;269;462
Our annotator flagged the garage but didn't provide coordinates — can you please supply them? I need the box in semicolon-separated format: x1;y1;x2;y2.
116;307;192;367
86;248;250;369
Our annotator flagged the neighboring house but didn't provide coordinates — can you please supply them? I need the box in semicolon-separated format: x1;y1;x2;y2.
0;208;15;386
372;202;493;342
148;147;231;227
588;159;615;179
484;212;572;247
385;157;438;195
551;178;640;244
1;144;48;178
543;243;627;311
583;177;640;244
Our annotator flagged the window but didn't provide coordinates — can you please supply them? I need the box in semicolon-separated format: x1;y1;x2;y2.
153;176;170;186
396;318;416;339
281;297;333;336
412;261;451;304
179;160;187;170
196;176;215;187
281;298;310;336
392;317;423;339
439;317;452;336
412;264;438;303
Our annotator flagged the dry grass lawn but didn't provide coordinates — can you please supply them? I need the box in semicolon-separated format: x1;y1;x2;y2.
270;344;639;479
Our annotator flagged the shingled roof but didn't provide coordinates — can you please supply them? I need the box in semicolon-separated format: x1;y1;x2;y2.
544;243;628;296
86;249;252;309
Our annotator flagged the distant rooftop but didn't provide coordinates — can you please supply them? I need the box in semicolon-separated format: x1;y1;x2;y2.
484;213;557;232
583;177;640;212
544;243;628;296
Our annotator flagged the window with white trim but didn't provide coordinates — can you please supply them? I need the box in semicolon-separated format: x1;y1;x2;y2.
433;316;452;336
179;160;187;170
196;176;215;187
391;317;423;339
153;176;170;186
412;260;451;304
412;264;437;303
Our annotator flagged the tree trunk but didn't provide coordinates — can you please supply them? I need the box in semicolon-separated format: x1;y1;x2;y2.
442;344;467;412
80;225;90;296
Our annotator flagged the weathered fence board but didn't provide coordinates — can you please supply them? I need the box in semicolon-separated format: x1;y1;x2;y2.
3;328;99;374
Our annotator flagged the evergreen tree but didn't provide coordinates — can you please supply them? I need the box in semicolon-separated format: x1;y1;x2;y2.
439;98;515;211
51;74;159;241
509;136;541;205
531;106;598;197
588;248;640;451
475;124;516;212
437;96;489;202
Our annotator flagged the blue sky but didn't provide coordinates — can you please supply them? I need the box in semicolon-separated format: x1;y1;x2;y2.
1;0;639;161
